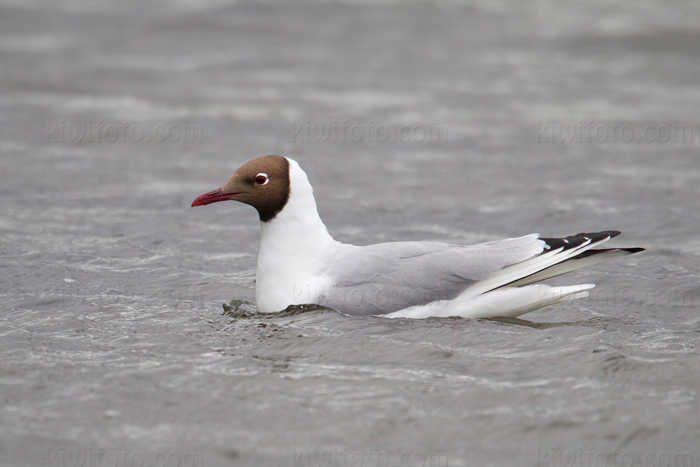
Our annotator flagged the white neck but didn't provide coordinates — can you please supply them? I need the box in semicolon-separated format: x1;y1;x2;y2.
255;158;339;311
260;158;336;250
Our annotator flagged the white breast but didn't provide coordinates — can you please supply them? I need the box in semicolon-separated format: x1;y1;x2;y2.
254;158;339;312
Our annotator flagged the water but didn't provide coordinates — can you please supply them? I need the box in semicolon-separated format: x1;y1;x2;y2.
1;1;700;466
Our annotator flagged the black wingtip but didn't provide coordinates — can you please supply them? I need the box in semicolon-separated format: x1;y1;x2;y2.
540;230;620;252
573;246;645;259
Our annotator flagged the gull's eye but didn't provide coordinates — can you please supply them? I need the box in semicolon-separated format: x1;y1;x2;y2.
254;173;269;186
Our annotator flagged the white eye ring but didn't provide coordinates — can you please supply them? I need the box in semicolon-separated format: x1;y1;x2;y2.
254;173;269;185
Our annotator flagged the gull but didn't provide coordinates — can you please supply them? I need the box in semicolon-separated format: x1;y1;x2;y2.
191;155;643;319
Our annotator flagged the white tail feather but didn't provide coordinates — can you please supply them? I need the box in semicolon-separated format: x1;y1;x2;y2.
445;283;595;319
386;284;594;319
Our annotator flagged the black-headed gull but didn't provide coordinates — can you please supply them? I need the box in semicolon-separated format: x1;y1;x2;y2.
192;155;643;319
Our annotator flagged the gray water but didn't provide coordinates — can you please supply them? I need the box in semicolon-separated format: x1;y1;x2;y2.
2;1;700;466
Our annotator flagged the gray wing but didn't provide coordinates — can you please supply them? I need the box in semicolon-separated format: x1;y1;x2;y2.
317;234;545;315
